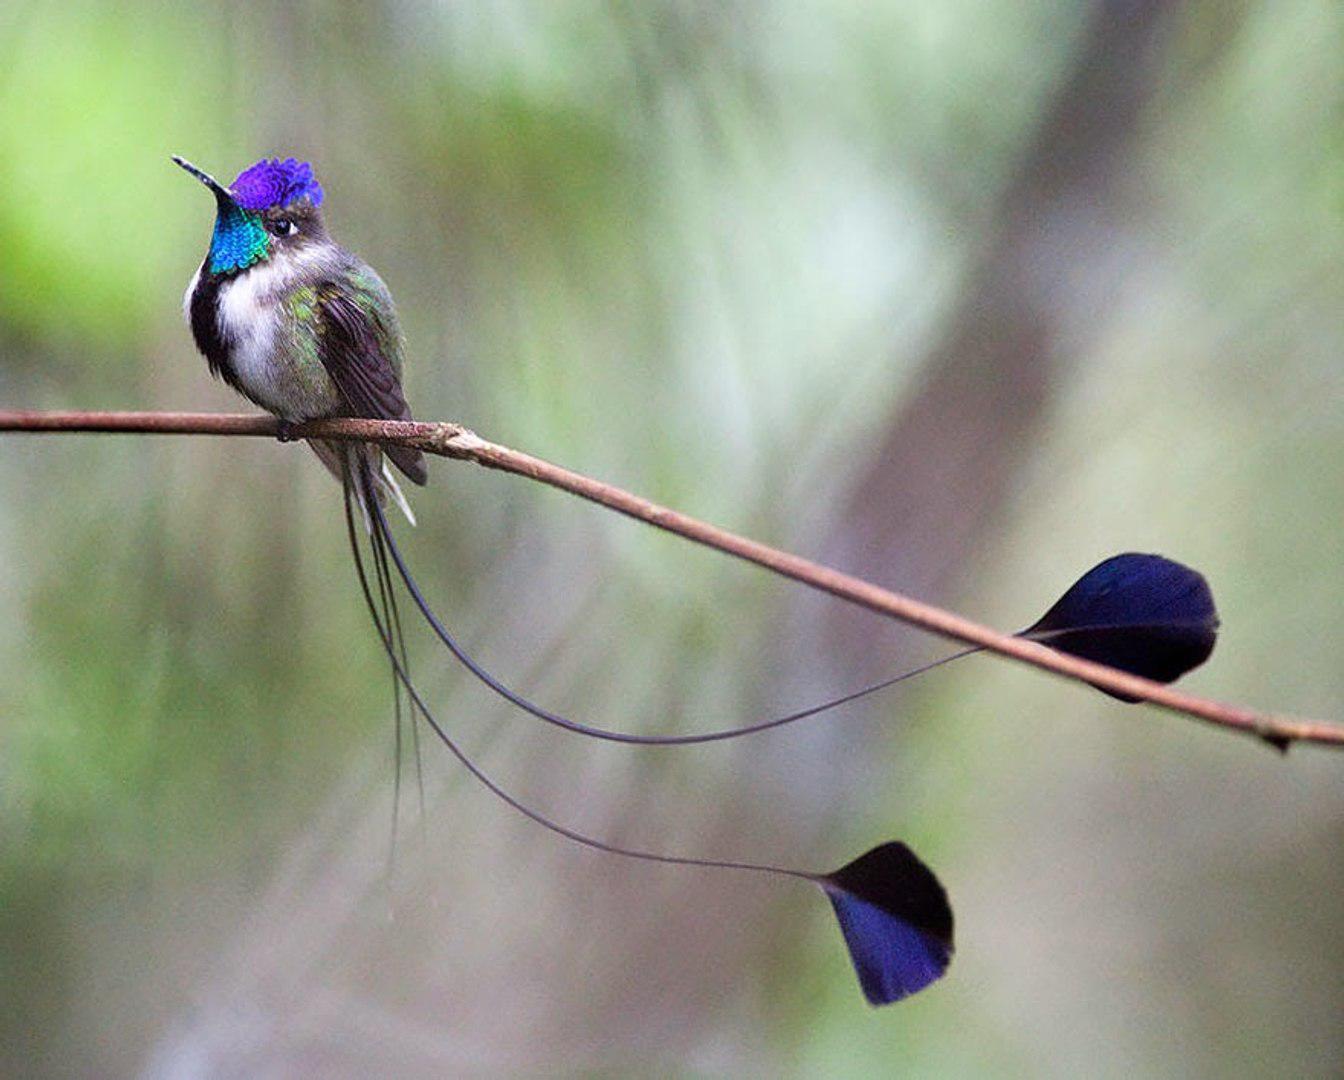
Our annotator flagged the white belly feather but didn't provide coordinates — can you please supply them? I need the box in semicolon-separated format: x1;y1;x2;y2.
208;249;341;419
217;266;286;411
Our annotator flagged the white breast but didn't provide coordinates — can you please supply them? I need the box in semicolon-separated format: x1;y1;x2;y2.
216;266;288;413
202;245;345;419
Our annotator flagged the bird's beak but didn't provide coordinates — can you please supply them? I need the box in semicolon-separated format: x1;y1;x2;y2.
172;155;235;206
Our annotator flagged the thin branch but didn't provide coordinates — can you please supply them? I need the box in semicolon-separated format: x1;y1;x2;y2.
2;408;1340;751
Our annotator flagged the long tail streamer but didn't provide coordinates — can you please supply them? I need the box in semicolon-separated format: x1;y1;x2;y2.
344;456;955;1006
344;451;1220;1005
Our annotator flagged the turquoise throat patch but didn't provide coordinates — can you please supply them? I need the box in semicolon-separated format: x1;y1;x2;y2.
209;201;269;274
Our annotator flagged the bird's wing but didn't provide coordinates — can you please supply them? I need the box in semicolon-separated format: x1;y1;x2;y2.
314;276;427;485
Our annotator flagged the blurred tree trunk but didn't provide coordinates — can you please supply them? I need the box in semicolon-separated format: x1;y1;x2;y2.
821;0;1183;678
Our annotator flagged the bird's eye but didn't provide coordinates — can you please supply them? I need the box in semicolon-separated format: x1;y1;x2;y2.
268;218;297;237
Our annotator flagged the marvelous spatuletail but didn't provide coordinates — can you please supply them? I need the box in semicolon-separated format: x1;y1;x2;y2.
177;156;1219;1007
175;153;955;1006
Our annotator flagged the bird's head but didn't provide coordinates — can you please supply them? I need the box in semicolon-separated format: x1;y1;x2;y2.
174;155;328;277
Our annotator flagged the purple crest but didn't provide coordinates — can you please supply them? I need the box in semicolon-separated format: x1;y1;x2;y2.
230;157;325;211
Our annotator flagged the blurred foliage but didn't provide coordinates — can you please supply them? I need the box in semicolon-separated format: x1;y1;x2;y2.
2;1;1343;1077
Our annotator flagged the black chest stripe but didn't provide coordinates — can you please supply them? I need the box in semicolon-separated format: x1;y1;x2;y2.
187;267;243;392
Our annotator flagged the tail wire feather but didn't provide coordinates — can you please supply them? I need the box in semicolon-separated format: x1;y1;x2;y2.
354;493;1203;749
342;457;814;883
367;467;426;827
372;502;405;885
363;481;979;747
344;448;411;889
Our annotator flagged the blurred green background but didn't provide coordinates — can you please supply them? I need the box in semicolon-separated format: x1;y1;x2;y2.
2;1;1343;1076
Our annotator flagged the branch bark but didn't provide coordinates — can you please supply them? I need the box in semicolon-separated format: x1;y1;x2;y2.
2;408;1340;750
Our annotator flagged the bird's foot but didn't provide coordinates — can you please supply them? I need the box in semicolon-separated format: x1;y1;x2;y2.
276;419;302;443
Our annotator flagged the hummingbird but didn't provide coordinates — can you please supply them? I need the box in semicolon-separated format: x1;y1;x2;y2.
174;154;426;515
173;154;959;1008
172;159;1225;1009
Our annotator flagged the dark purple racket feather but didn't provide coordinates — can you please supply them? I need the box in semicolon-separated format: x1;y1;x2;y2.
1022;553;1219;701
818;842;954;1005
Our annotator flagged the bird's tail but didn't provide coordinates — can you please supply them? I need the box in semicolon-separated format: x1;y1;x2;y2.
313;439;417;527
338;457;954;1009
348;456;978;748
